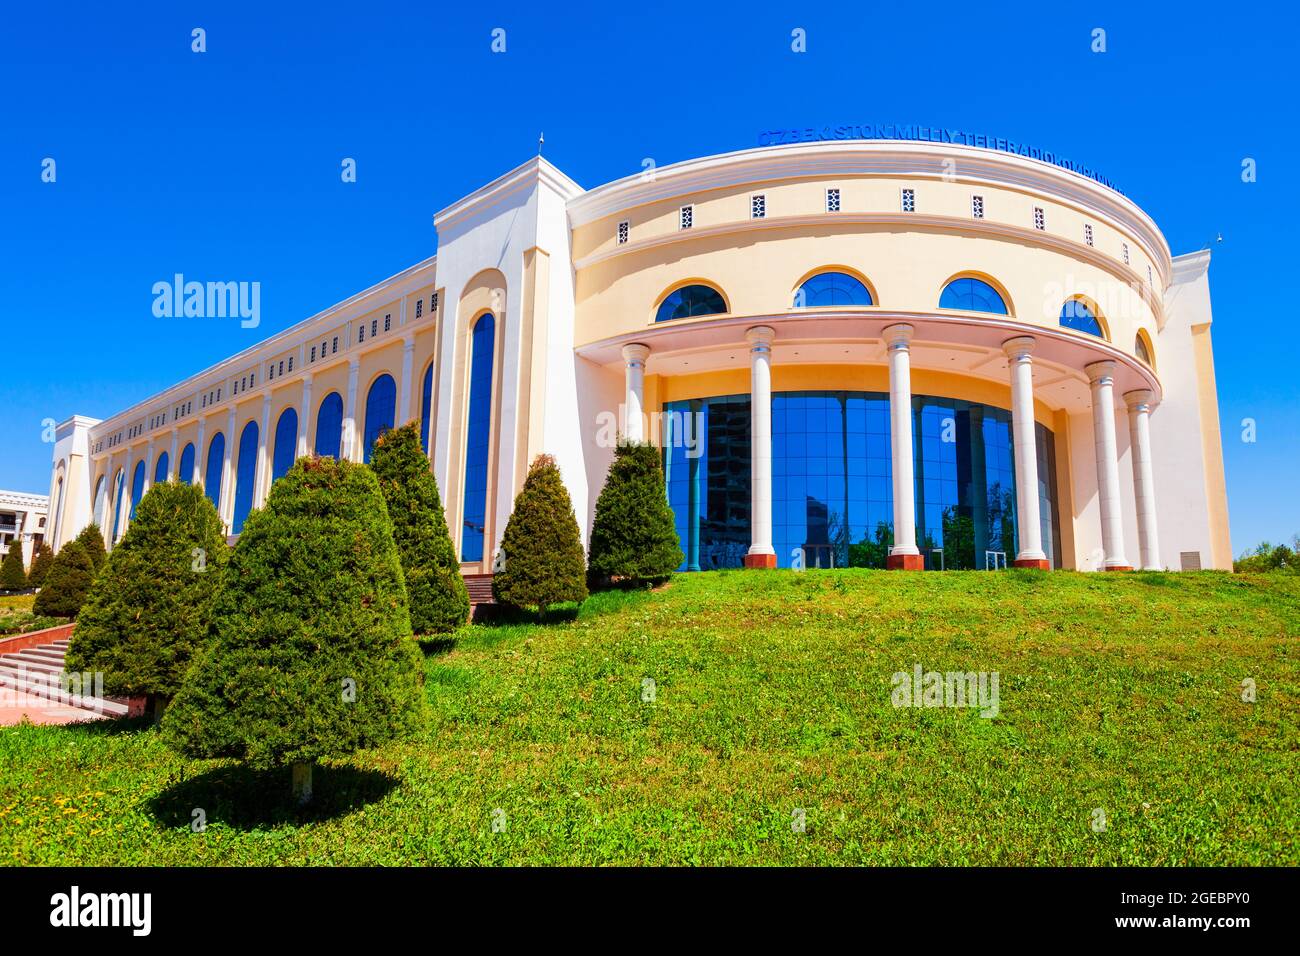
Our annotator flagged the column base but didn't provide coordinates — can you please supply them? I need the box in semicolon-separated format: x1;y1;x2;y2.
886;553;925;571
743;553;777;569
1102;565;1133;572
1013;558;1051;570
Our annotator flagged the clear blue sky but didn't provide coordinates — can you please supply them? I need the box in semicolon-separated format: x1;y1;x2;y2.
1;1;1295;555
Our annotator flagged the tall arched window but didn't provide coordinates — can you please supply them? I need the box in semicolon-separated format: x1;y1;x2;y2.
153;451;169;485
273;408;298;483
232;420;259;534
362;374;396;463
92;475;107;529
939;277;1008;315
793;271;873;308
204;433;225;511
129;460;146;521
655;284;727;323
1135;331;1154;366
420;363;434;455
315;392;344;458
178;443;195;484
51;473;66;548
461;314;495;561
1060;298;1105;338
110;469;126;543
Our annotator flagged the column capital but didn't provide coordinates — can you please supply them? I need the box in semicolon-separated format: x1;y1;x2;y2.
348;355;361;371
403;333;416;350
745;326;775;349
1123;388;1155;410
301;372;314;386
1001;335;1036;359
621;342;651;366
883;323;914;350
1085;360;1116;384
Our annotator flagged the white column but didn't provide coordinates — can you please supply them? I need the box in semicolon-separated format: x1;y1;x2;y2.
1086;361;1131;570
142;440;155;496
622;343;650;443
168;429;179;480
744;326;776;568
1002;337;1048;567
342;357;361;462
884;324;920;567
254;392;272;506
398;334;416;424
117;450;134;543
1125;389;1161;570
193;419;206;485
220;407;237;531
297;375;314;459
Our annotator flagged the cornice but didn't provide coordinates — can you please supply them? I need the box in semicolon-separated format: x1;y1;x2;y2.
433;156;584;236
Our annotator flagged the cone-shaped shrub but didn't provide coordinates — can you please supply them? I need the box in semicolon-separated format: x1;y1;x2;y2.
367;422;470;635
492;454;587;612
588;440;683;587
75;524;108;572
0;540;26;590
163;457;427;801
64;482;228;711
26;543;54;588
32;540;94;618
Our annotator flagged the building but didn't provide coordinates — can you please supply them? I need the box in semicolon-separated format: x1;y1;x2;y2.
1;490;49;567
44;138;1231;573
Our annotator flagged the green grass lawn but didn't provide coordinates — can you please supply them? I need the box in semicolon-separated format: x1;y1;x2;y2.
2;569;1296;865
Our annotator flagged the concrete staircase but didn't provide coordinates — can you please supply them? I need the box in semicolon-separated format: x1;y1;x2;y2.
0;634;130;719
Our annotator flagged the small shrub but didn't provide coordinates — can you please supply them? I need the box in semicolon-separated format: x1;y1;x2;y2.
588;440;683;587
493;454;587;613
32;540;94;618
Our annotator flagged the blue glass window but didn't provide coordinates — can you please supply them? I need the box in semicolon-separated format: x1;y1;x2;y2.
420;363;434;455
129;461;146;520
939;277;1008;315
315;392;343;458
1060;299;1104;338
794;272;873;308
655;284;727;323
153;451;169;485
110;470;126;542
232;421;258;534
273;408;298;483
461;314;495;561
204;433;225;511
362;374;396;463
92;475;107;528
178;443;195;484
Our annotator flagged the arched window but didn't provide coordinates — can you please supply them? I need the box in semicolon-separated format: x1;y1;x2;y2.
178;443;195;484
110;469;126;543
1060;298;1105;338
655;284;727;323
315;392;343;458
153;451;169;485
420;363;434;455
92;475;107;529
232;421;258;534
273;408;298;483
204;433;225;511
939;277;1008;315
52;474;65;548
1135;331;1154;366
794;272;873;308
129;460;146;521
462;314;495;561
362;374;396;463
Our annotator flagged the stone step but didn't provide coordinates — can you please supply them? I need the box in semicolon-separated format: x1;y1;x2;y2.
12;647;65;665
0;665;129;718
462;573;496;605
0;654;64;675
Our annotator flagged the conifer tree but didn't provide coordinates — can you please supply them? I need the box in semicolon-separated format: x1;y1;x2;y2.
588;440;683;587
0;539;26;590
492;454;587;613
163;457;427;804
75;524;108;572
367;422;469;635
32;540;95;618
26;542;54;588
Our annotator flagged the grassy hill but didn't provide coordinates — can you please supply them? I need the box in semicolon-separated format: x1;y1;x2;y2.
2;569;1296;865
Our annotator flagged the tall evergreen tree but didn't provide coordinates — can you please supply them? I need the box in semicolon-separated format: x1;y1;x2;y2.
32;540;95;618
588;440;683;587
0;539;26;590
367;422;469;634
492;454;587;613
163;457;427;804
26;542;54;588
75;524;108;572
65;482;229;716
